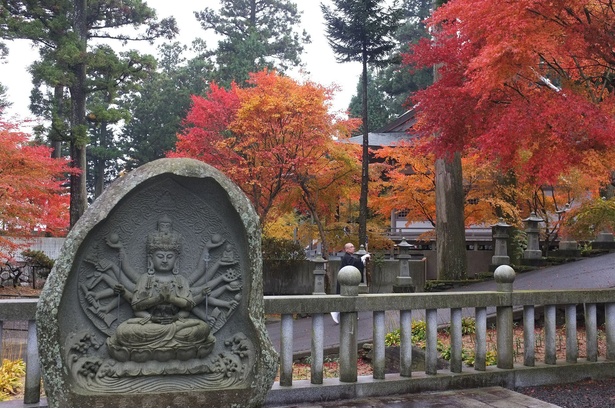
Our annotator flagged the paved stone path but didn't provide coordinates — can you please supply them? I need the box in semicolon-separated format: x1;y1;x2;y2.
274;387;559;408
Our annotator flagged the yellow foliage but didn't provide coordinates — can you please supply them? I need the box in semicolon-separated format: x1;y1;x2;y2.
0;359;25;401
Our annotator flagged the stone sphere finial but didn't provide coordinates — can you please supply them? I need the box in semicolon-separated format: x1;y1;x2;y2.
338;265;362;296
494;264;516;292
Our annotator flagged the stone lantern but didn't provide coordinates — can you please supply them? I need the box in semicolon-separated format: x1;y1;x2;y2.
491;218;511;268
311;253;327;295
393;238;414;293
355;244;369;294
522;212;543;261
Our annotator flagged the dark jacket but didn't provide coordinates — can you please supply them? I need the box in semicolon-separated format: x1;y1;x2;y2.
337;252;364;293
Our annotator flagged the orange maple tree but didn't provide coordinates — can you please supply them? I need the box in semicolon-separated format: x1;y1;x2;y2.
406;0;615;185
0;119;71;260
173;69;359;227
514;148;614;249
374;139;519;235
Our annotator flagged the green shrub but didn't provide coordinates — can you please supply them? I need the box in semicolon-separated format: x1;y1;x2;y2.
385;329;400;346
461;316;476;335
21;249;54;280
462;348;497;367
261;237;306;260
384;320;429;347
21;250;54;269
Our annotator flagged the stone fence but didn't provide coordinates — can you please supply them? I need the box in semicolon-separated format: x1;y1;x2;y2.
2;265;615;406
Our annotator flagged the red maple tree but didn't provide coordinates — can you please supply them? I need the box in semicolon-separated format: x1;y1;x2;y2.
406;0;615;185
0;119;71;260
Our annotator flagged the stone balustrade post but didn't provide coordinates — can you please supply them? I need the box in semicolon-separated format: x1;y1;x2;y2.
337;265;361;382
310;254;326;385
495;265;515;369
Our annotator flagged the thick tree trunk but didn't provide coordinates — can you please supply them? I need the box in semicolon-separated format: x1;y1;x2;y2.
69;0;88;228
435;154;467;280
358;53;369;249
50;84;64;159
432;0;465;279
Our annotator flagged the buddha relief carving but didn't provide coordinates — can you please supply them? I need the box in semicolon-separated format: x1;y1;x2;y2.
78;216;243;370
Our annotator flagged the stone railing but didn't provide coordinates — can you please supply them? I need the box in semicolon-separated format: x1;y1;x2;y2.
264;265;615;406
2;265;615;406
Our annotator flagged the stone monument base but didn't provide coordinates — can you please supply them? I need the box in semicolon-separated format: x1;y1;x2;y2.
61;388;257;408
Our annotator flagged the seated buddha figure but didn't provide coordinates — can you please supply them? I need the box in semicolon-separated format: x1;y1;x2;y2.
107;218;215;363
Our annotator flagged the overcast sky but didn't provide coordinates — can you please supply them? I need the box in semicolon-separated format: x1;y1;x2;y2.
0;1;361;121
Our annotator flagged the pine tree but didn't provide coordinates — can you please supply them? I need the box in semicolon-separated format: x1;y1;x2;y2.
195;0;310;86
321;0;403;248
0;0;177;226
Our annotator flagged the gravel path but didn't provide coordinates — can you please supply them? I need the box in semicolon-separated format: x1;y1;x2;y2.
516;378;615;407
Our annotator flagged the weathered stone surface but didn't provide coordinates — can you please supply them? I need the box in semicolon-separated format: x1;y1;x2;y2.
37;158;278;407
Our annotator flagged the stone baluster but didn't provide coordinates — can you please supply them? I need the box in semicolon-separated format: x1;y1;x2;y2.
425;309;438;375
310;253;326;384
372;310;386;380
474;307;487;371
280;314;294;386
338;265;361;382
400;310;412;377
24;320;40;404
495;265;515;369
566;304;578;363
585;303;598;362
544;305;557;364
605;302;615;361
523;306;535;366
450;308;462;373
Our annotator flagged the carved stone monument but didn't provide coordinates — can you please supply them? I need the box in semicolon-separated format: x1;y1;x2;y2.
37;158;278;407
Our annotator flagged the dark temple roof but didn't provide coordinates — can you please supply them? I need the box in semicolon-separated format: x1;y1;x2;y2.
341;110;417;147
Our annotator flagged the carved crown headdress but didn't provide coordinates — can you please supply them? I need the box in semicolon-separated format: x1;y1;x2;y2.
146;216;182;254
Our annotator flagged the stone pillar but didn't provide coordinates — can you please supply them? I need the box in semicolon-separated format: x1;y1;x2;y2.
393;238;414;293
522;212;543;264
311;253;327;295
337;265;361;382
355;245;369;294
491;218;511;269
495;265;515;369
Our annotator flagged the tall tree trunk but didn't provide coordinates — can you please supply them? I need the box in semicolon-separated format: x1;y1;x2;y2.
50;84;64;159
94;128;106;199
69;0;88;228
358;51;369;249
432;0;466;279
435;155;467;279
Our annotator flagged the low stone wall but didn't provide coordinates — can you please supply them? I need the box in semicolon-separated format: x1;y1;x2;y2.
264;250;494;295
21;239;494;295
